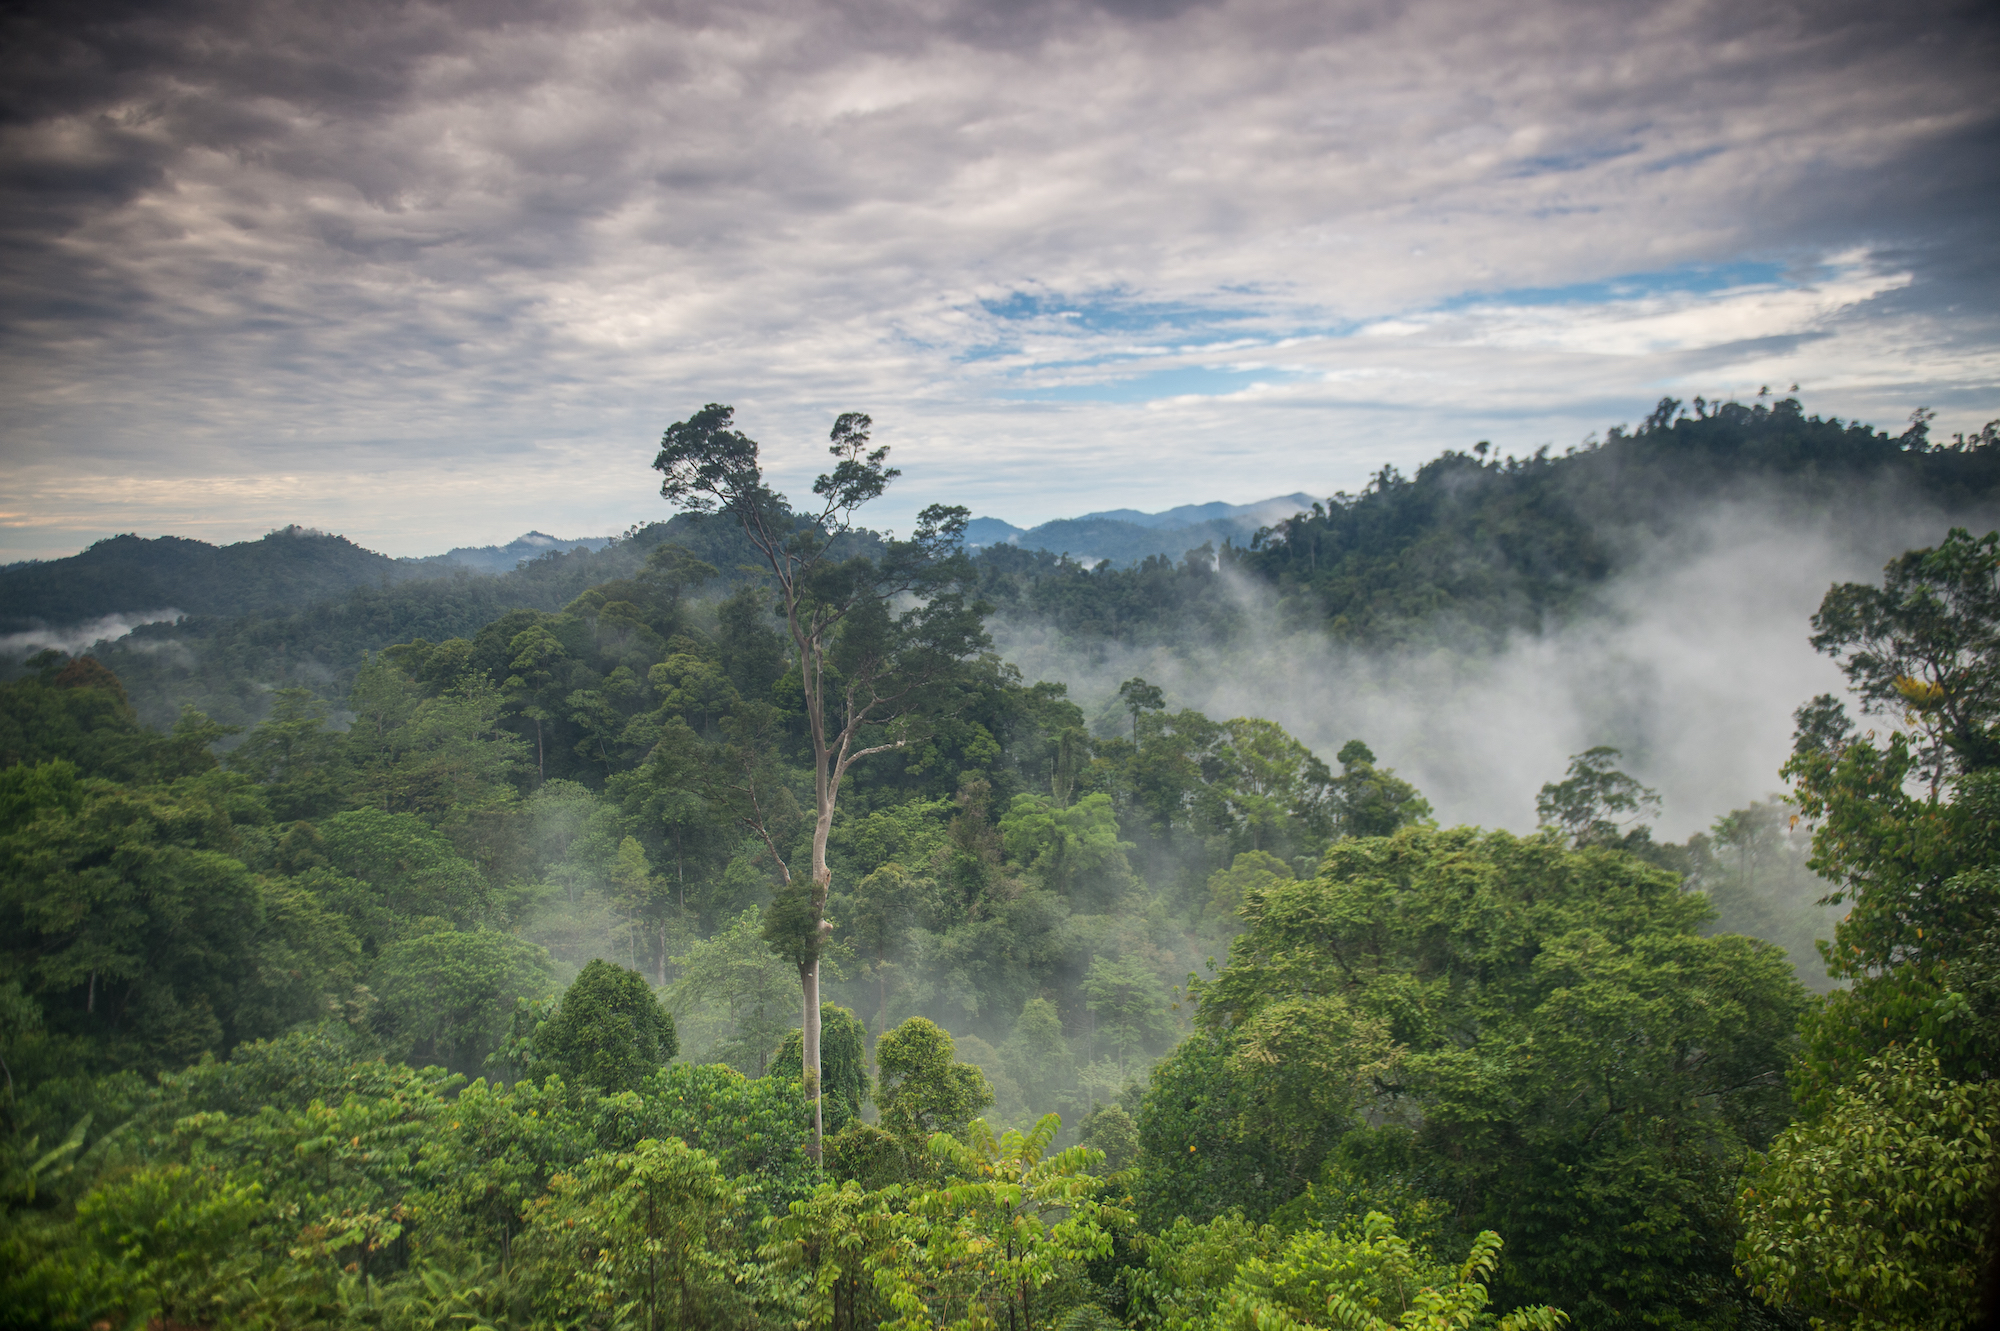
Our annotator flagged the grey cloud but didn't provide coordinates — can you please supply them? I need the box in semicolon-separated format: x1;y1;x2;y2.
994;483;2000;841
0;609;181;659
0;0;1994;557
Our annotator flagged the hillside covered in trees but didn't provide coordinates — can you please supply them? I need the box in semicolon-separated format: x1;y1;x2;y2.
0;397;1996;1330
9;397;2000;735
975;397;2000;652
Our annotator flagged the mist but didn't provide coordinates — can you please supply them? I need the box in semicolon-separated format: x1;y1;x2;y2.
0;610;182;662
992;488;2000;842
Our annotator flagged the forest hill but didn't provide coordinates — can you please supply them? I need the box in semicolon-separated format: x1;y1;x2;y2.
13;394;2000;736
0;401;1996;1329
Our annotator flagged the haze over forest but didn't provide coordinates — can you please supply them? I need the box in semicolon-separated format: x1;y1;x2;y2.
7;391;2000;1330
10;401;1995;842
3;1;1999;1329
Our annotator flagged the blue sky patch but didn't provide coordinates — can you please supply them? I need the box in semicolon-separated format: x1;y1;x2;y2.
978;288;1265;336
1438;260;1788;311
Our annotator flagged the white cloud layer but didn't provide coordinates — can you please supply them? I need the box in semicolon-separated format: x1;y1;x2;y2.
1;0;1996;558
993;482;1994;840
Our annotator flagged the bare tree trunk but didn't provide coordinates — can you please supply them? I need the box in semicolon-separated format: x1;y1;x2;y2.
802;737;837;1162
803;957;823;1157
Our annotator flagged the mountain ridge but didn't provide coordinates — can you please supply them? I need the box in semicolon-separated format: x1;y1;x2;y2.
422;531;615;575
965;491;1317;564
0;528;623;634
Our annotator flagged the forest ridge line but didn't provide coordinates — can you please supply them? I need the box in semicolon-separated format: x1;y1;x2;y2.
0;394;1997;1327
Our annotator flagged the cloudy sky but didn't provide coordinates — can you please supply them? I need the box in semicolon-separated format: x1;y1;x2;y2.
3;0;1996;561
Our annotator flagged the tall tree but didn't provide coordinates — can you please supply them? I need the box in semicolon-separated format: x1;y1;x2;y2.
1535;746;1660;847
1808;526;2000;784
652;404;988;1157
533;959;679;1094
1117;677;1166;738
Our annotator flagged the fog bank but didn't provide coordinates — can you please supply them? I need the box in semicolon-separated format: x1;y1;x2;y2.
0;611;181;662
994;495;1998;840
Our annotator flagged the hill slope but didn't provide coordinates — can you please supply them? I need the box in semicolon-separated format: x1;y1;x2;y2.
965;492;1317;565
0;528;415;633
2;512;861;729
973;398;2000;651
0;527;630;635
8;397;1996;726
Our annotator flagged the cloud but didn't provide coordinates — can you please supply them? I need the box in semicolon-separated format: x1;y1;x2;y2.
0;0;1995;557
990;480;2000;841
0;609;182;660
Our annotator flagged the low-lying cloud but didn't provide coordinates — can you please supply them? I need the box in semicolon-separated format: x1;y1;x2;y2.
994;492;1996;840
0;610;183;662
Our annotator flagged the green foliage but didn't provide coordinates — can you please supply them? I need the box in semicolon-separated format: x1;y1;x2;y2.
1145;825;1809;1324
0;527;423;632
1534;746;1661;847
772;1005;871;1133
522;1135;748;1329
1206;849;1295;922
1737;1041;2000;1331
1101;707;1342;876
0;767;350;1075
533;960;680;1094
1134;1026;1345;1231
1077;1102;1140;1173
1244;398;2000;648
1119;677;1168;734
68;1162;267;1330
1001;996;1078;1123
655;403;994;1168
3;517;757;730
669;906;799;1076
1002;791;1137;905
962;402;2000;654
1784;700;2000;1092
1082;953;1179;1080
317;806;492;932
594;1063;814;1209
873;1114;1127;1331
0;1019;825;1327
1129;1209;1565;1331
1808;526;2000;778
8;412;1997;1331
1330;741;1432;840
343;661;525;821
0;658;227;784
876;1017;995;1167
372;929;557;1077
224;687;352;821
824;1122;909;1190
1743;533;2000;1329
1683;798;1844;992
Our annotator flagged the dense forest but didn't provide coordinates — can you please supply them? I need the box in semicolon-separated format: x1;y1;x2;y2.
11;395;2000;735
0;529;617;636
1;398;1996;1330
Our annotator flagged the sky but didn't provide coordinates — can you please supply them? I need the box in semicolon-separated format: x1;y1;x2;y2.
2;0;1997;562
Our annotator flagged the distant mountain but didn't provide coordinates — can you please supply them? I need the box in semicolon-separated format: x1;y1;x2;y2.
0;527;420;635
415;531;615;575
0;527;626;638
963;517;1028;548
0;510;847;729
1073;494;1318;531
964;492;1318;565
